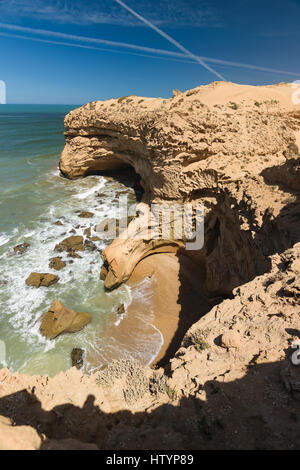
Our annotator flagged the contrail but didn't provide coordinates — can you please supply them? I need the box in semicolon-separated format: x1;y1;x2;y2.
0;23;299;77
0;22;190;59
0;31;198;64
114;0;225;80
201;56;300;77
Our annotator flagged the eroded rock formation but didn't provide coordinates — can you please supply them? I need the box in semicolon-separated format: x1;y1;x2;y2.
60;81;300;295
49;257;66;271
25;273;59;288
39;299;91;339
54;235;85;253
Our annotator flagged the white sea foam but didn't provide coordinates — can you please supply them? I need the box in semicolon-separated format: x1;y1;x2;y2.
0;234;9;246
74;178;106;200
0;169;159;375
84;276;164;371
131;277;164;365
23;230;36;238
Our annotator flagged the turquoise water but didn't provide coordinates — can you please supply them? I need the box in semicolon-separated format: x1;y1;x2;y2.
0;105;161;376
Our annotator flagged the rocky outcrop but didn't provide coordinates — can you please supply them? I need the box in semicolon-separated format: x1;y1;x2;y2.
54;235;85;253
25;273;59;288
78;211;94;218
60;82;299;198
49;257;66;271
39;300;91;339
13;243;30;255
99;202;184;289
60;82;300;295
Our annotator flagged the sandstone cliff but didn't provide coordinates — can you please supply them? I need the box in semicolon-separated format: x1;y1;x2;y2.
1;81;300;449
60;81;300;296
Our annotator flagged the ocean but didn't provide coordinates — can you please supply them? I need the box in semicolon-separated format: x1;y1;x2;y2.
0;105;161;376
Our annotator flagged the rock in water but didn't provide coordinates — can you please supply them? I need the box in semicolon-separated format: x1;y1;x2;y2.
71;348;84;369
49;257;66;271
84;239;97;251
100;265;108;281
78;211;94;218
116;304;125;315
54;235;85;253
83;227;91;237
67;250;82;259
25;273;59;288
40;300;91;339
13;243;30;255
90;236;100;242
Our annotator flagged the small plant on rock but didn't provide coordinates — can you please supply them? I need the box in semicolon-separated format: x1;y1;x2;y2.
165;385;177;400
187;330;210;352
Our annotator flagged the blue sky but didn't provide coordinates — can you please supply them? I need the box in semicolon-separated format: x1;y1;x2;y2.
0;0;299;104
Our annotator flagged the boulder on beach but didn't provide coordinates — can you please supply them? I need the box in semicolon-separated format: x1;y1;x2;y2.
49;257;66;271
54;235;85;253
13;243;30;255
78;211;94;218
25;273;59;288
40;299;91;339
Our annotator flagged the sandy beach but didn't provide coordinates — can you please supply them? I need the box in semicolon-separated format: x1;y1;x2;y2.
128;252;212;366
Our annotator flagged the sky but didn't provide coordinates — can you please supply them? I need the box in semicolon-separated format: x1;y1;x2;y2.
0;0;299;104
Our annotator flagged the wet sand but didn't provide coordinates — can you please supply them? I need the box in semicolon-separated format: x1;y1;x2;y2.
128;252;211;366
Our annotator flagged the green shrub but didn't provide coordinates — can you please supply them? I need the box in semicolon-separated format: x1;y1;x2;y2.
187;330;210;352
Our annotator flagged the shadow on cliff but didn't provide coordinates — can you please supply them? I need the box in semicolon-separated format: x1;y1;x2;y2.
189;155;300;299
155;250;213;369
94;166;144;202
258;155;300;258
154;157;300;368
0;354;300;450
